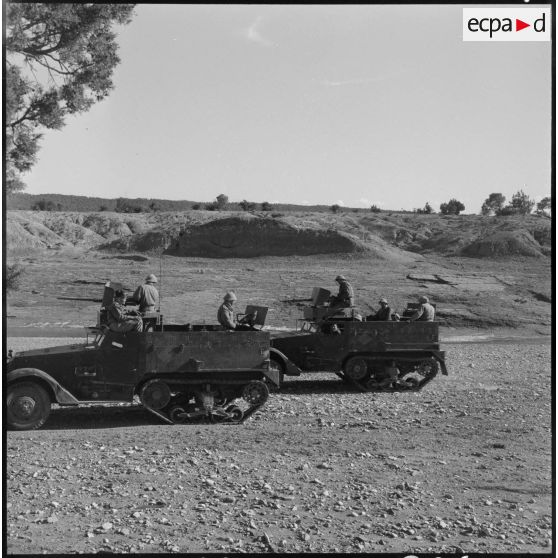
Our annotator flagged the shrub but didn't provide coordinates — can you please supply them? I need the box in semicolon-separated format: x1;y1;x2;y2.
481;193;506;215
504;189;535;215
239;199;256;211
216;194;229;210
6;263;23;291
261;201;272;211
115;198;143;213
205;201;218;211
99;204;109;211
440;198;465;215
32;199;60;211
414;202;433;214
536;196;551;216
192;203;201;210
370;205;382;213
330;204;341;213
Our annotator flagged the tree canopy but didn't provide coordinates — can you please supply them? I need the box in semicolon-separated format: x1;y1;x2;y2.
5;2;136;193
536;196;551;216
481;193;506;216
440;198;465;215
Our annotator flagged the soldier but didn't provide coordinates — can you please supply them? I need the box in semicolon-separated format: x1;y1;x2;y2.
367;297;392;321
107;290;143;332
217;292;256;331
131;274;159;314
329;275;355;310
409;295;435;322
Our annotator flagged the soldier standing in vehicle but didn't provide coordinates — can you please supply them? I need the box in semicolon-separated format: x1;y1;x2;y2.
218;292;256;331
107;290;143;332
131;274;159;314
329;275;355;309
367;297;392;321
409;295;435;322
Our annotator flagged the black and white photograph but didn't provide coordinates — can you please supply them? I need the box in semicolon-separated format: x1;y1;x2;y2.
4;2;553;555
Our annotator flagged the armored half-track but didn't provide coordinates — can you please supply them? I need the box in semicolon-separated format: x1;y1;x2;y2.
6;282;278;431
269;288;447;391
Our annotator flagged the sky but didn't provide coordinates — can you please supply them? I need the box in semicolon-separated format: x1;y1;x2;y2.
20;4;552;213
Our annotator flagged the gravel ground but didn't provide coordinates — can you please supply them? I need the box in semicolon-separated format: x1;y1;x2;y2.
6;338;552;554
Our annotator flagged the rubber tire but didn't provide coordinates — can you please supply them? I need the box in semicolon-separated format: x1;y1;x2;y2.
344;356;370;381
242;380;270;406
7;381;51;431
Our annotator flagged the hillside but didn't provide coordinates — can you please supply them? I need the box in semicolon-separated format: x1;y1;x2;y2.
7;209;551;260
6;209;551;334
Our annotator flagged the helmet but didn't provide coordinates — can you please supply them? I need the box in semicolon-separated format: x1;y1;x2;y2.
145;274;158;283
335;275;346;282
224;291;237;302
419;295;429;303
379;298;388;304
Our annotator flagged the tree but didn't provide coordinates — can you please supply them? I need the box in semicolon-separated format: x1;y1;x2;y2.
5;3;136;193
536;196;551;216
370;205;381;213
440;198;465;215
497;189;535;216
261;201;272;211
239;199;256;211
330;204;341;213
216;194;229;210
414;202;433;214
481;193;506;215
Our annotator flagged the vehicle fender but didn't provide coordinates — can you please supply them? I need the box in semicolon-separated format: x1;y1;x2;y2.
7;368;80;405
269;347;303;377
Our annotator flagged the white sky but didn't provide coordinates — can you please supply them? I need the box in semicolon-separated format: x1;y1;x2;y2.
22;4;552;213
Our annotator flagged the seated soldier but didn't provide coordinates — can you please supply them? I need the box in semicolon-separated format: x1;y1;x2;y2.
217;292;256;331
409;295;436;322
366;298;392;321
107;290;143;333
130;273;159;314
329;275;354;310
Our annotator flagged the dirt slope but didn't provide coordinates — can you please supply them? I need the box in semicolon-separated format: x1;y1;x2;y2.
7;210;551;260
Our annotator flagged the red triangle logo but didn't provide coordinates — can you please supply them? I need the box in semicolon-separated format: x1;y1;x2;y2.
516;19;530;31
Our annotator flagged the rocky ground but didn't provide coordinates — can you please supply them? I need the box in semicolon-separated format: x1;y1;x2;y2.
6;338;552;554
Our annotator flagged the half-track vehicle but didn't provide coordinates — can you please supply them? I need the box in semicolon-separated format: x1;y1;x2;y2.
6;283;279;431
269;287;447;391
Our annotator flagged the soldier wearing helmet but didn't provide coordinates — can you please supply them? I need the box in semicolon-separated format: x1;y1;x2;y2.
367;297;392;321
409;295;435;322
217;292;256;331
107;290;143;332
131;274;160;314
329;275;355;310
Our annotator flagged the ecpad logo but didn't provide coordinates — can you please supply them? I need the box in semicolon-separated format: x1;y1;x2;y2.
463;8;550;41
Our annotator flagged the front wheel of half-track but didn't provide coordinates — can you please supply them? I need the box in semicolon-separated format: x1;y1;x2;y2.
7;381;51;431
